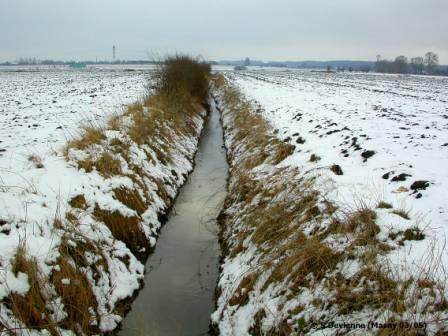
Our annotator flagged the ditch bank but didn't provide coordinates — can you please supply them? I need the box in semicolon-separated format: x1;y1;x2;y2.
0;57;212;335
211;75;447;335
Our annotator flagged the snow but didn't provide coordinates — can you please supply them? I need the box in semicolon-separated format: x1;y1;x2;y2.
213;70;448;335
230;69;448;275
0;67;205;333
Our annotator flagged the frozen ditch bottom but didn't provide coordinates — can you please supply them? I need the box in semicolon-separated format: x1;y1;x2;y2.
118;100;228;336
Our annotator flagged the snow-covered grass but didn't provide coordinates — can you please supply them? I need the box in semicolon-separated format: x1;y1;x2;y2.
231;69;448;275
212;72;448;335
0;62;209;334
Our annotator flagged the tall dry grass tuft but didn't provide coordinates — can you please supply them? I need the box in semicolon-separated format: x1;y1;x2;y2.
154;54;211;103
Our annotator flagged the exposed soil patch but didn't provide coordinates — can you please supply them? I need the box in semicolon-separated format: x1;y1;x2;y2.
410;180;430;191
391;173;412;182
361;150;375;162
330;164;344;175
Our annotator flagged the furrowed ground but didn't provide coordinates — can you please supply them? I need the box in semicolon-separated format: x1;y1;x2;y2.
212;72;448;335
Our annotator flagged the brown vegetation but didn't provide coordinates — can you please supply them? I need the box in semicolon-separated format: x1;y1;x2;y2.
62;55;210;260
4;56;210;335
64;126;105;155
212;74;444;334
69;194;87;209
51;257;99;334
28;154;44;169
5;246;58;335
93;205;147;255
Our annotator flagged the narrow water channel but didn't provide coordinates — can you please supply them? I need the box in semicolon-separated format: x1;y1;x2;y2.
119;100;227;336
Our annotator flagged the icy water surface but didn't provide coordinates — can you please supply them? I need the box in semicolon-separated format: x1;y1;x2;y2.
119;100;227;335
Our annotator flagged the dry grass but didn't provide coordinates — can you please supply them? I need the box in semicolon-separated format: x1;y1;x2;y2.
148;175;171;207
93;205;147;255
75;152;122;177
249;309;266;335
69;194;87;210
228;272;258;307
107;113;121;131
64;126;105;156
65;56;207;168
126;104;158;145
5;229;107;334
96;152;123;177
270;235;342;290
250;190;318;246
154;55;211;103
229;230;251;258
5;245;58;335
377;201;393;209
58;231;109;281
212;73;226;89
51;258;99;334
214;77;348;330
6;56;211;335
75;159;94;173
28;154;44;169
113;187;147;215
326;207;381;245
212;76;447;334
221;85;295;170
392;208;411;220
389;226;425;245
271;141;296;165
332;265;411;315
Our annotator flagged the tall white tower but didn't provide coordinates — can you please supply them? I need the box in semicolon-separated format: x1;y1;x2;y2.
113;45;116;62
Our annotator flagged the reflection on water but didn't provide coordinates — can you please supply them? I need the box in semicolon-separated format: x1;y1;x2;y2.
119;100;227;336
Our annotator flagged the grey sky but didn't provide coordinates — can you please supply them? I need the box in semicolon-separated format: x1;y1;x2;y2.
1;0;447;63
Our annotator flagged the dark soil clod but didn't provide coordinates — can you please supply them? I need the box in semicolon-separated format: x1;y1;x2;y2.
361;150;375;162
391;173;412;182
410;180;430;191
382;171;394;179
296;137;306;144
330;164;344;175
309;154;321;162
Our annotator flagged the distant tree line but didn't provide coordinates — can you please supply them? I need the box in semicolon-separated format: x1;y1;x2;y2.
375;52;447;75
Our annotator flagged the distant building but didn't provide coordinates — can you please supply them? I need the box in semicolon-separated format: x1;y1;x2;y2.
69;62;86;69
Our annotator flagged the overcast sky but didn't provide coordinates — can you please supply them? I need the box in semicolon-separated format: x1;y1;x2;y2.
1;0;447;63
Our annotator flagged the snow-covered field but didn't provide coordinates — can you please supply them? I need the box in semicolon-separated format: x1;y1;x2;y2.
0;67;148;153
0;67;207;333
212;71;448;335
231;70;448;270
0;67;149;331
0;68;148;246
